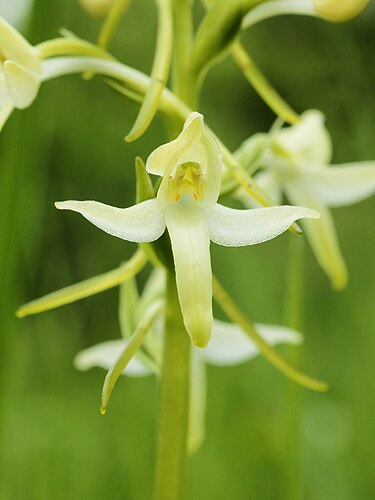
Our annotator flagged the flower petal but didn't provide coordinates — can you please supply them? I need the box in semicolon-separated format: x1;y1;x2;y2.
301;163;375;207
271;109;332;165
0;97;14;131
207;203;319;247
188;352;207;455
55;198;166;243
202;319;302;366
3;60;41;108
165;202;212;348
147;112;222;208
0;16;41;73
285;183;348;289
74;340;153;377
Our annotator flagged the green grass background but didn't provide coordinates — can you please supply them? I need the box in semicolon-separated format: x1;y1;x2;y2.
0;0;374;498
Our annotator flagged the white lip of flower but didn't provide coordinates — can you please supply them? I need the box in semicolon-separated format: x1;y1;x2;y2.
74;268;303;454
0;16;42;130
237;110;375;290
55;112;319;348
242;0;369;29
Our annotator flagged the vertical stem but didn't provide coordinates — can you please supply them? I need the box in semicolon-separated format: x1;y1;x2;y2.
154;3;196;497
154;270;191;500
283;236;305;500
172;0;198;109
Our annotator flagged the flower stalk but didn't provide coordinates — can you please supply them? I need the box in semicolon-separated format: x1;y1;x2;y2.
154;270;191;500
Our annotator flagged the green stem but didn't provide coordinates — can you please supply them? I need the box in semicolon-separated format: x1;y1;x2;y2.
283;236;305;500
97;0;132;49
172;0;198;109
154;270;191;500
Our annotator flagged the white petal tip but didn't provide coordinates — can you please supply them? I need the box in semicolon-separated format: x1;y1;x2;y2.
55;201;69;210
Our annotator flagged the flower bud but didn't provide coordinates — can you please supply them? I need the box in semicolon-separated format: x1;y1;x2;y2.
313;0;369;21
78;0;114;17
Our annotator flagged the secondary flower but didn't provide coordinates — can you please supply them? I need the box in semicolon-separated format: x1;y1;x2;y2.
242;0;369;29
235;110;375;290
75;269;302;453
56;112;319;347
0;16;42;130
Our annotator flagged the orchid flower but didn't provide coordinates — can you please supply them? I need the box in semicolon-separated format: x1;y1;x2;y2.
75;268;303;454
235;110;375;290
242;0;369;29
55;112;319;348
0;16;42;130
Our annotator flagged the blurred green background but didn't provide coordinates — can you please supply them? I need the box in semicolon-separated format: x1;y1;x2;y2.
1;0;375;498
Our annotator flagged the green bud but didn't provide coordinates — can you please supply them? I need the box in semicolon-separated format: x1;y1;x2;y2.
313;0;369;21
135;156;155;203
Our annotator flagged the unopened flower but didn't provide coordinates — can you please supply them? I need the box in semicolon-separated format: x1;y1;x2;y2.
236;110;375;289
0;16;42;130
242;0;369;29
56;112;319;347
78;0;115;17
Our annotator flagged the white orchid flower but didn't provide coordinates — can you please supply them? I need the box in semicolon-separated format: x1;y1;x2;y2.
236;110;375;290
75;269;303;453
0;16;42;130
242;0;369;29
56;112;319;347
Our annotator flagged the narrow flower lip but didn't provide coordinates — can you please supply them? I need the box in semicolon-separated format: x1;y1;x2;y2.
165;201;213;348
